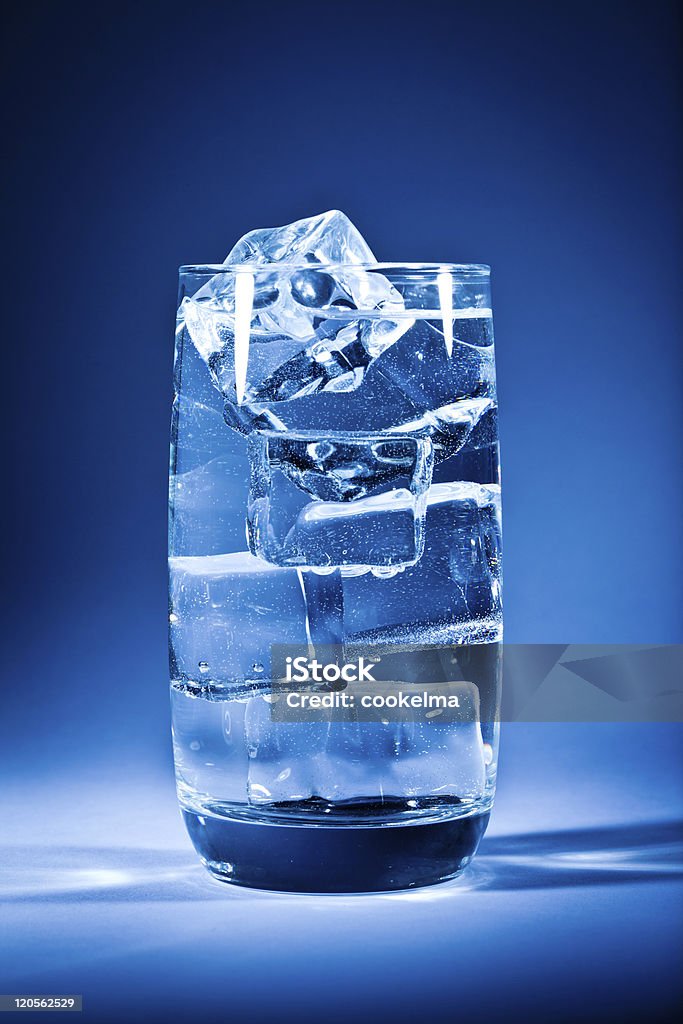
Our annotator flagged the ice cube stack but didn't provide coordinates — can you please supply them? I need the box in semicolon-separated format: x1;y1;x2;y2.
179;210;498;577
170;211;500;807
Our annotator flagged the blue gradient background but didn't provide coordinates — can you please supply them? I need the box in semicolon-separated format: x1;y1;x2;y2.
1;2;682;1022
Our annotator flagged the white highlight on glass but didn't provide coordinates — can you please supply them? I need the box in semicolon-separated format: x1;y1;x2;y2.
437;271;454;357
234;271;254;405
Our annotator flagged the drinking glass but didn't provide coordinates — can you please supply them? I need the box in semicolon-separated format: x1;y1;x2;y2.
169;264;501;892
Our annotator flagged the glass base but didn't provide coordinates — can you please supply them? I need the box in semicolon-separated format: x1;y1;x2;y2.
182;805;490;893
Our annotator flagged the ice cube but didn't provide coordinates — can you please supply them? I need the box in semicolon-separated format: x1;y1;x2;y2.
377;317;496;415
180;211;411;418
291;492;423;570
169;552;309;684
221;331;420;435
342;482;502;643
215;318;495;446
170;395;250;556
247;431;433;569
314;684;486;801
225;211;404;327
170;454;250;557
244;694;330;804
225;210;377;266
245;321;372;405
268;434;429;502
182;288;408;411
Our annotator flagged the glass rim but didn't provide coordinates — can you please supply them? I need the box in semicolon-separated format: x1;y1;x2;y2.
178;261;490;278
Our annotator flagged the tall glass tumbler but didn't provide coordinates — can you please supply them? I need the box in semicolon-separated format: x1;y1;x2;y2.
169;264;502;892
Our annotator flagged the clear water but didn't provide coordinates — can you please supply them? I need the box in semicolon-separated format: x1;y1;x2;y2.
169;218;501;887
170;312;501;820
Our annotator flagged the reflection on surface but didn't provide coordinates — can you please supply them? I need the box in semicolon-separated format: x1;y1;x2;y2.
465;818;683;893
1;819;681;904
0;847;213;903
